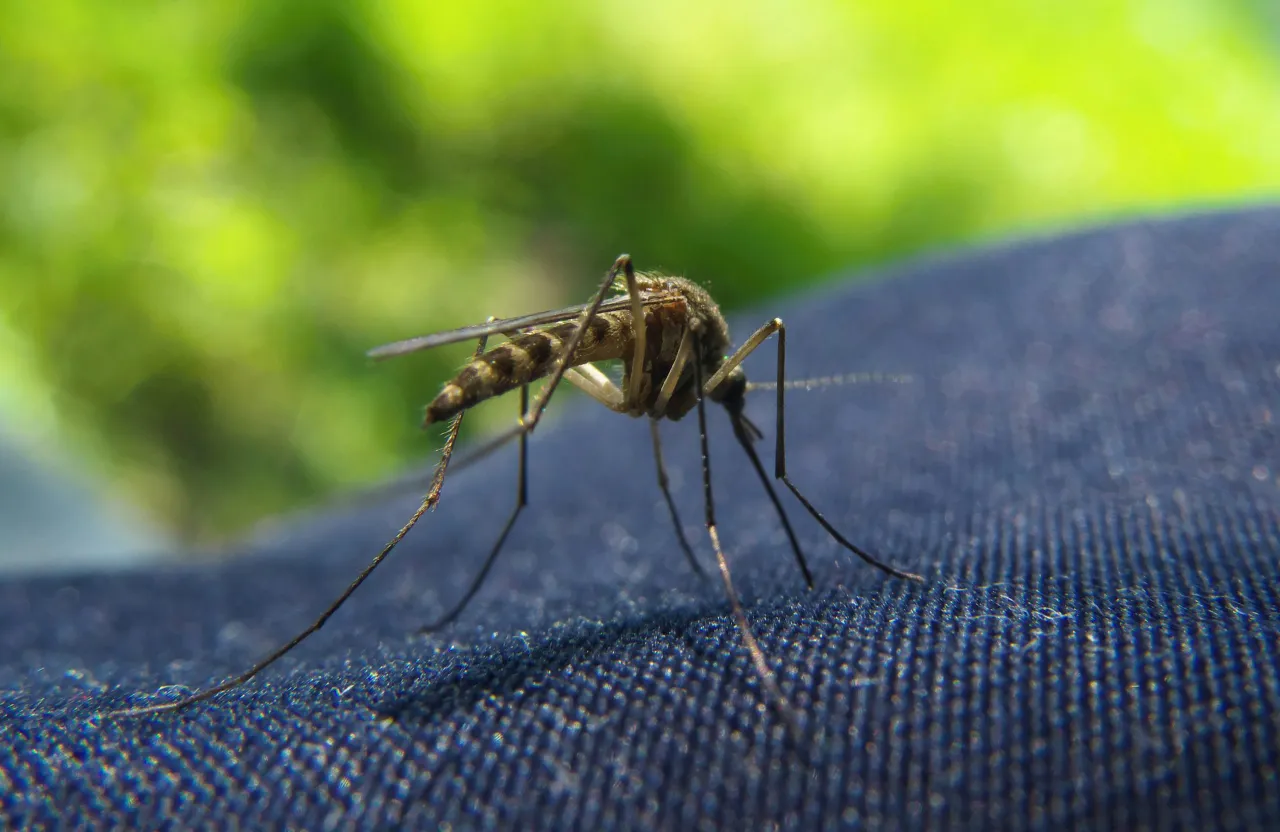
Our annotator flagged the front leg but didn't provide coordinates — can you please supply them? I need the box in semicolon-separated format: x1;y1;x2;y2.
708;318;924;582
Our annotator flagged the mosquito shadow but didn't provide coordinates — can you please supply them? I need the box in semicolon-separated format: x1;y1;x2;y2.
375;597;803;726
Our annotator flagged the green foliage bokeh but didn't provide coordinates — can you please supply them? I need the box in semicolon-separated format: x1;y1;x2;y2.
1;0;1278;543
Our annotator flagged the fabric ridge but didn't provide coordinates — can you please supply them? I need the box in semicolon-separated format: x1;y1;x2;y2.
1;207;1278;830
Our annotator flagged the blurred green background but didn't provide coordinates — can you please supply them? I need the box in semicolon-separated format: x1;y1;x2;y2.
2;0;1279;553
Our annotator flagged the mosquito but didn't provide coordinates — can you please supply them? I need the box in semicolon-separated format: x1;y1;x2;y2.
107;254;923;719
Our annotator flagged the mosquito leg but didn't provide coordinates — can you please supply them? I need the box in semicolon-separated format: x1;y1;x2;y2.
726;420;815;588
652;328;693;416
565;364;626;411
696;320;814;587
770;321;922;581
466;255;637;457
420;385;530;632
443;421;522;477
692;335;795;726
563;353;704;581
620;254;647;409
104;331;498;718
645;326;705;577
702;317;783;396
649;419;706;579
420;323;671;633
447;359;658;476
716;318;924;583
524;254;635;431
565;342;703;579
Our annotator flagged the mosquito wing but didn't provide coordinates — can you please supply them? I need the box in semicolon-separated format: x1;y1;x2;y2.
367;289;684;360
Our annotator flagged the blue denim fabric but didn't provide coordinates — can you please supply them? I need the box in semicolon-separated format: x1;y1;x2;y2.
2;208;1278;830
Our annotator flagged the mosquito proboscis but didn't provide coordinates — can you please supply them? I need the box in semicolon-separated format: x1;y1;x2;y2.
106;254;923;720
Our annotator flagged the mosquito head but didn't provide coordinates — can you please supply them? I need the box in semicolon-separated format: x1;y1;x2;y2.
709;365;765;443
709;364;748;414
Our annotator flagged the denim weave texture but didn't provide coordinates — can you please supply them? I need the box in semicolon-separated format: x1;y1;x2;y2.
2;208;1278;830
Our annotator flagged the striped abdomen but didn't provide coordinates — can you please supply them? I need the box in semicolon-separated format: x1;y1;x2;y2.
424;311;633;424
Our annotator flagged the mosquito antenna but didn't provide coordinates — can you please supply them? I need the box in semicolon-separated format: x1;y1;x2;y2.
765;326;925;584
745;371;913;393
692;334;797;730
105;334;495;718
726;413;814;589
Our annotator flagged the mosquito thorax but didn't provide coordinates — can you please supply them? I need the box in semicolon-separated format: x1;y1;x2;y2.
663;277;732;361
